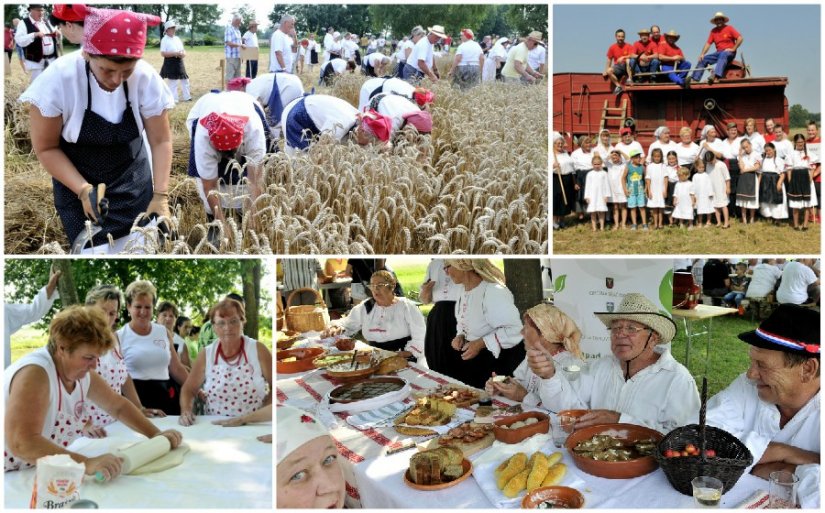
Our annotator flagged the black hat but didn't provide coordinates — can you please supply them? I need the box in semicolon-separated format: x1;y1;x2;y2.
738;304;820;357
29;4;45;9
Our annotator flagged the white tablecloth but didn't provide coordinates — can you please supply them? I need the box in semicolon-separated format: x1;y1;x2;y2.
4;416;272;509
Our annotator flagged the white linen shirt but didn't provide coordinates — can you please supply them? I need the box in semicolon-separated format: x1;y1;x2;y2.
160;34;185;54
15;15;56;69
721;136;744;159
705;373;820;508
527;44;546;71
456;40;483;66
536;350;701;434
745;263;782;298
281;95;358;156
18;51;173;143
185;91;266;180
242;30;258;49
358;77;415;111
675;142;700;166
776;261;818;304
421;259;463;304
339;297;426;360
454;281;522;359
773;138;794;160
615;140;645;163
270;30;294;72
245;73;305;122
647;140;679;164
4;286;58;368
745;132;766;155
408;37;434;72
375;94;419;132
514;351;584;409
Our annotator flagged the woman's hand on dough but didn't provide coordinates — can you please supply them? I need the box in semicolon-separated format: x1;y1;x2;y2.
142;407;166;418
212;416;246;427
158;429;183;448
178;411;196;426
85;453;123;481
257;434;272;443
82;422;107;439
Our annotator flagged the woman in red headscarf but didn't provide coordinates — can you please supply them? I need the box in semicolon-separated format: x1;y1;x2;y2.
19;6;175;253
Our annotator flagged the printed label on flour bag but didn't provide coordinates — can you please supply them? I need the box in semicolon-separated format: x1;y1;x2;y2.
29;454;84;509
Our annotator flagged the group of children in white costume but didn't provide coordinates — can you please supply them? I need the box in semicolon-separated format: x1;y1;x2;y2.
580;133;819;231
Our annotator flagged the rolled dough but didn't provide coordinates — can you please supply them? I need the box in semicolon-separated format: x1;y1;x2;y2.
116;437;190;475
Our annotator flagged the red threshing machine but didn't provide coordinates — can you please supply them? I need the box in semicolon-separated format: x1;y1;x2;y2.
553;62;789;148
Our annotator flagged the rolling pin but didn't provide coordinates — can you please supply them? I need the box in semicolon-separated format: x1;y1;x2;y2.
116;436;171;474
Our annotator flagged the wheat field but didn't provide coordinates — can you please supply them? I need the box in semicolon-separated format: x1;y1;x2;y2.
4;47;548;255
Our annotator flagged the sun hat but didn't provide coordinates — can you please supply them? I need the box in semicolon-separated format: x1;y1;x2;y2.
637;28;651;35
664;29;680;41
738;304;819;357
276;405;331;465
710;11;729;24
199;112;249;151
77;5;161;58
527;31;543;42
164;20;176;31
427;25;448;39
594;293;677;343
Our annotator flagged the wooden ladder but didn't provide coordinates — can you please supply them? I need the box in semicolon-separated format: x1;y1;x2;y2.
599;98;628;141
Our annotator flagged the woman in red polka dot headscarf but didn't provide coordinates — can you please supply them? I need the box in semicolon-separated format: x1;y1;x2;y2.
19;5;175;253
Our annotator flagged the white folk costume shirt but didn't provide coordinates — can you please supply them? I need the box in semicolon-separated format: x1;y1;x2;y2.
773;138;794;161
454;281;522;359
14;15;56;70
514;351;584;409
422;259;463;304
570;148;594;171
4;347;91;470
456;40;483;66
607;161;627;202
375;94;419;132
646;162;668;208
358;77;415;111
364;52;387;68
203;336;267;417
527;44;546;71
699;138;726;160
396;40;413;62
745;131;766;156
536;350;701;434
806;138;820;164
117;323;171;381
745;263;782;298
672;181;696;220
720;137;743;160
692;172;715;215
323;33;335;55
281;95;359;156
593;142;615;162
5;286;58;368
343;39;359;60
160;34;185;54
326;58;349;75
786;150;811;170
675;142;700;166
87;342;129;427
270;29;294;73
408;36;434;73
615;140;644;163
705;374;820;508
647;140;678;164
242;30;258;49
339;297;426;360
739;151;761;174
776;261;818;304
18;52;173;143
554;151;576;176
585;169;610;212
186;91;267;181
245;73;304;123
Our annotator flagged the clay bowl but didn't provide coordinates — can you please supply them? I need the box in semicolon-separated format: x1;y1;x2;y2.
558;409;589;425
493;411;550;444
403;459;473;491
276;331;302;350
335;337;356;351
522;486;585;509
276;347;325;374
325;353;379;383
565;423;663;479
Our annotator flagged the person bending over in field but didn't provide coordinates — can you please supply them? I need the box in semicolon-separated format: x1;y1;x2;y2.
234;72;304;141
318;57;356;86
358;76;434;112
280;94;393;156
19;6;174;253
185;90;271;237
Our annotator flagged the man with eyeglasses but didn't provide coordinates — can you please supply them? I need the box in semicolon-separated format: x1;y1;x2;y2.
527;293;699;434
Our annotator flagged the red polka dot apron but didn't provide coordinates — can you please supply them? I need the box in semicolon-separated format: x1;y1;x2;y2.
5;374;87;471
86;347;128;427
204;338;267;417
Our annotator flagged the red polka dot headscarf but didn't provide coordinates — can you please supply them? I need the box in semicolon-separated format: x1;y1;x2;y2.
199;112;249;151
359;110;393;143
77;5;161;58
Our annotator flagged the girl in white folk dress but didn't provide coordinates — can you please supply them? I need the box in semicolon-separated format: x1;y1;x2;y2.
584;154;610;231
692;157;715;227
606;149;628;230
671;167;696;229
645;148;668;229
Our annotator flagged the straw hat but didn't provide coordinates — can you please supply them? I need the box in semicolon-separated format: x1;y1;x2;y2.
527;31;544;42
710;11;729;24
428;25;448;39
594;293;677;343
664;29;680;41
637;28;650;35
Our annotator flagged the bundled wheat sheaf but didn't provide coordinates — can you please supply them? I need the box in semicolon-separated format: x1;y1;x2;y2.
5;62;548;254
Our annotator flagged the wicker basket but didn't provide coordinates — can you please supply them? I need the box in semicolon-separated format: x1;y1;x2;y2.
655;378;753;496
285;288;330;332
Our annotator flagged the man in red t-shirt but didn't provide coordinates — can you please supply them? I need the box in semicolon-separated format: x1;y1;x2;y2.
658;30;691;86
630;27;659;82
603;28;635;95
763;117;776;144
691;11;743;84
807;121;821;222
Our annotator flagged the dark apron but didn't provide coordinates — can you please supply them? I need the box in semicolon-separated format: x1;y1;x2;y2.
159;56;188;79
364;60;376;77
787;168;812;202
310;48;318;64
424;300;457;376
320;61;337;86
284;96;320;151
56;62;152;245
736;172;758;203
759;173;783;205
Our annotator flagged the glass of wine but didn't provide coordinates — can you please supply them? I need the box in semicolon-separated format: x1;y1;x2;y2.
691;476;723;508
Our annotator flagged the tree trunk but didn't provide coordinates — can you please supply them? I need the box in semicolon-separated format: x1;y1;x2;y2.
240;260;262;339
52;259;79;307
503;259;543;316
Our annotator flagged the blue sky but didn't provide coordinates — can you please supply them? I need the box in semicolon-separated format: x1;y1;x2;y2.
553;4;821;111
